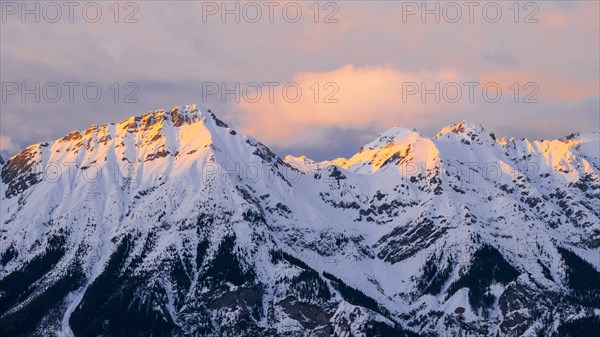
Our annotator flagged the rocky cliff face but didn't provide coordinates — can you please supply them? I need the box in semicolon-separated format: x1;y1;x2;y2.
1;105;599;337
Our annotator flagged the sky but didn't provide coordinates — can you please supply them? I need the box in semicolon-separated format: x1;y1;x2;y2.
0;0;599;160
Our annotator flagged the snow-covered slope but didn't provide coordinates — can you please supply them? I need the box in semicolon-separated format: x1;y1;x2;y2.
1;108;599;337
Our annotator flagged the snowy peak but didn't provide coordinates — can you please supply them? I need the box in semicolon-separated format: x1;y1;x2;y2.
0;104;287;199
335;126;425;173
561;130;600;141
434;120;484;137
359;126;421;151
283;125;431;174
2;105;600;337
434;120;495;145
572;131;600;160
283;155;326;173
5;104;238;164
112;104;228;135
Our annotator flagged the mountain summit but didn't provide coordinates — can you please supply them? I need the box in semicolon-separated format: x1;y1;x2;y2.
433;120;496;145
1;106;599;337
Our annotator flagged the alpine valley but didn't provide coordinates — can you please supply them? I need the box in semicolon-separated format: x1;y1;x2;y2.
1;105;599;337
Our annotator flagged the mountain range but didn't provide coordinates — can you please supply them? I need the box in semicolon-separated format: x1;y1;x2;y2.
1;105;599;337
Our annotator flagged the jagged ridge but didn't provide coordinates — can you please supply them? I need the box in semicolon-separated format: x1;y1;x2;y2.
1;106;599;337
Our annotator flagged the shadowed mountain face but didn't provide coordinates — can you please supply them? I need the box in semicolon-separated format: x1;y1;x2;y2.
1;105;599;337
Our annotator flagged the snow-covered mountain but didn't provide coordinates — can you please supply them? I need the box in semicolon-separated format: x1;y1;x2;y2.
1;105;599;337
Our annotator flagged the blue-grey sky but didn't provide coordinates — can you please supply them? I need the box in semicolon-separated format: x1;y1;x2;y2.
1;0;598;160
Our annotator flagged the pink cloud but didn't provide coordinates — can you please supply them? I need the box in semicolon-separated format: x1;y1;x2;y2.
236;64;467;146
0;135;19;155
480;69;600;101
